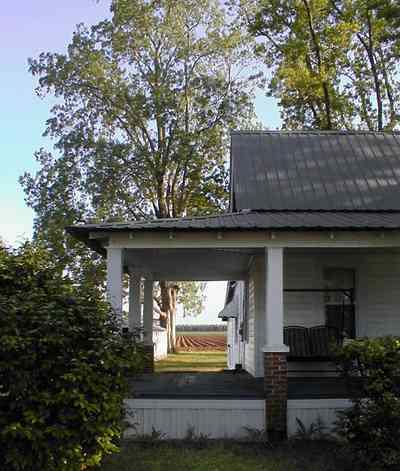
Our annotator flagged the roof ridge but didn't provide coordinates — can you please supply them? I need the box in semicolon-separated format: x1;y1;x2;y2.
230;129;400;135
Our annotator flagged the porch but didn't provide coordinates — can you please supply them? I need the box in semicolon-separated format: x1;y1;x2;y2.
67;219;400;438
130;372;350;400
125;371;352;438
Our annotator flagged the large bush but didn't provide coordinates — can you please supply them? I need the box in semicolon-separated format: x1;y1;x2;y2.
0;243;145;470
335;337;400;469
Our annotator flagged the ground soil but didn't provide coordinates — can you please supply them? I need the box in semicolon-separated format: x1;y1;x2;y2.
175;333;226;352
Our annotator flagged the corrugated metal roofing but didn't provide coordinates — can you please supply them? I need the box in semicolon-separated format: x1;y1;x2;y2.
66;210;400;236
231;131;400;211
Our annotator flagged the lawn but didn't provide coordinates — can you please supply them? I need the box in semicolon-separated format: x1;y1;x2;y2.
99;441;356;471
155;351;227;372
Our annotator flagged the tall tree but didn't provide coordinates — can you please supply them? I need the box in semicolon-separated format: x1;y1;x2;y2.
244;0;400;130
21;0;257;350
246;0;354;129
331;0;400;130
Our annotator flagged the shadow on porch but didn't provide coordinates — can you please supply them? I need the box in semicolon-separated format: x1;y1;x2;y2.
129;369;351;400
129;370;265;399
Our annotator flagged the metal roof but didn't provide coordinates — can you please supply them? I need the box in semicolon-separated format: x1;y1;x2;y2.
66;210;400;237
231;131;400;211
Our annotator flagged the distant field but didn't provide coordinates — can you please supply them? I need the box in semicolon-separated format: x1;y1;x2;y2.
178;331;226;336
176;332;226;352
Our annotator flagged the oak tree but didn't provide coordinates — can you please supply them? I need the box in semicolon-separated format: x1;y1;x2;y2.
21;0;258;350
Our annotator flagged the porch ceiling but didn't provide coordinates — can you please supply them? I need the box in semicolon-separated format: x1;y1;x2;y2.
122;248;259;281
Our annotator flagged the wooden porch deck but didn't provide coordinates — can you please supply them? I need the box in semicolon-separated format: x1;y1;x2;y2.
129;372;350;399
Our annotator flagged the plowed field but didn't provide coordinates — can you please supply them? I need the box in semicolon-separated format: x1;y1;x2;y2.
176;334;226;351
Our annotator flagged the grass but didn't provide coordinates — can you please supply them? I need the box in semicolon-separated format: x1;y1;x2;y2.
99;440;356;471
155;351;227;372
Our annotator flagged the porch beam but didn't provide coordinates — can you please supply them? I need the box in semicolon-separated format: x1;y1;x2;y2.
125;270;248;281
143;279;154;346
106;247;123;314
128;272;141;332
104;230;400;249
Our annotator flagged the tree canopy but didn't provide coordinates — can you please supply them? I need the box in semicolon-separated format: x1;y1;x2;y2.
245;0;400;130
21;0;259;344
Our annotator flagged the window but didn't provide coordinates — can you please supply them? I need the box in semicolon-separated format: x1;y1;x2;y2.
323;268;355;339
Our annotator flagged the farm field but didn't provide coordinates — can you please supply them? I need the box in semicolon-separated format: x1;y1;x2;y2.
175;331;226;352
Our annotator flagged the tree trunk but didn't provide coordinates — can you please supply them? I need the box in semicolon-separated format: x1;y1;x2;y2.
160;280;179;353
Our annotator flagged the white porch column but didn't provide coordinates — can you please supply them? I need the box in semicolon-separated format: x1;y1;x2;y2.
106;247;123;314
263;247;289;352
143;279;154;346
263;247;289;440
128;272;141;332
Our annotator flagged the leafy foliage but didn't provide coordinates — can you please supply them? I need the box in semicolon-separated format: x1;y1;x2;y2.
20;0;259;345
0;242;145;471
245;0;400;130
334;337;400;469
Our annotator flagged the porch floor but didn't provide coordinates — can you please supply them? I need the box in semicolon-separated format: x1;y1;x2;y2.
130;371;264;399
129;372;350;399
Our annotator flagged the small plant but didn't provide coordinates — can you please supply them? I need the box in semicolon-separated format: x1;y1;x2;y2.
183;425;210;448
131;427;167;443
241;427;271;446
293;416;328;440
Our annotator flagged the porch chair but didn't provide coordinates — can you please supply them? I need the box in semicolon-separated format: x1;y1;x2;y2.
283;326;312;358
309;325;340;358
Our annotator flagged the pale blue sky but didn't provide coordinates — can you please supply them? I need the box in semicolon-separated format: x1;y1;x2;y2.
0;1;281;324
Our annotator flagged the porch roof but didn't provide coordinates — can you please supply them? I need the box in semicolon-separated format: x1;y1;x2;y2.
67;210;400;243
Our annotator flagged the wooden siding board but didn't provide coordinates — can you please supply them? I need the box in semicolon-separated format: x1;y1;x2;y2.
284;251;400;338
287;399;351;436
237;249;400;379
124;399;265;439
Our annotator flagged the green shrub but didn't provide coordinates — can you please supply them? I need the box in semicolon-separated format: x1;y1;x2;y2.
335;337;400;469
0;243;145;470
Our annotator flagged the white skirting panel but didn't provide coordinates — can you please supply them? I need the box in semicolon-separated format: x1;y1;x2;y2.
287;399;351;436
124;399;265;439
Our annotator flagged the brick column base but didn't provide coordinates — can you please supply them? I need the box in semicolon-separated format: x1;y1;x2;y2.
264;351;288;441
143;344;154;373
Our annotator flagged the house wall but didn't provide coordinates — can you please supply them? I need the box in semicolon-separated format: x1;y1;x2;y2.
153;328;168;361
245;256;265;377
284;250;400;337
227;318;236;370
243;249;400;378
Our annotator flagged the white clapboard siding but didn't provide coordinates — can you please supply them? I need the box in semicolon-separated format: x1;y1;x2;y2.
245;255;265;377
357;253;400;337
124;399;265;439
238;249;400;380
245;258;257;376
153;328;168;360
283;251;400;337
287;399;351;436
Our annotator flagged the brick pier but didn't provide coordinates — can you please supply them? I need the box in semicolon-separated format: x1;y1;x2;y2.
143;344;154;373
264;351;288;440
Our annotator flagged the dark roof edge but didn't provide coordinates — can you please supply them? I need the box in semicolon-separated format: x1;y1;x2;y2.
230;129;400;135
